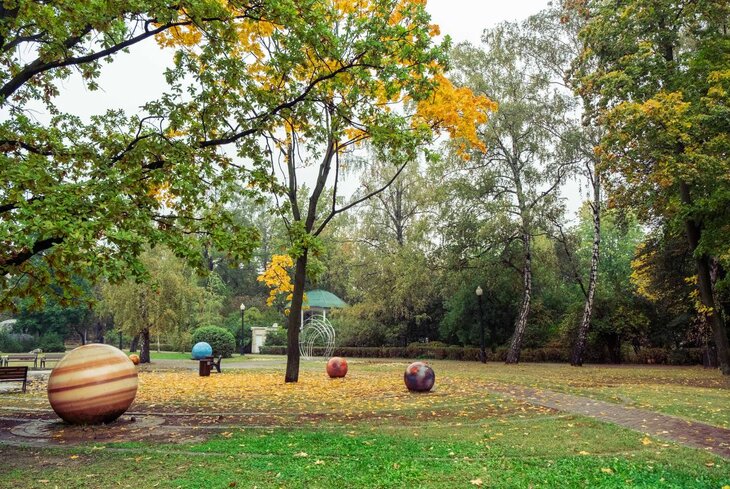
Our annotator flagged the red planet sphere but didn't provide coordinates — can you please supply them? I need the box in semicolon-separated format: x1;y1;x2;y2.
326;357;348;378
128;354;140;365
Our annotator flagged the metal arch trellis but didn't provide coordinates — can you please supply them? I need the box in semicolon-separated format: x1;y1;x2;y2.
299;314;336;360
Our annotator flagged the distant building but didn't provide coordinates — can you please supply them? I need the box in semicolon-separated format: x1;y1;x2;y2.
251;290;349;353
301;289;348;323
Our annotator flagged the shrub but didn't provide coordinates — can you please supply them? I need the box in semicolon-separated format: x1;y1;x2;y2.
1;333;38;352
192;326;236;358
169;331;193;353
39;333;65;352
263;327;287;347
0;331;21;353
256;345;705;366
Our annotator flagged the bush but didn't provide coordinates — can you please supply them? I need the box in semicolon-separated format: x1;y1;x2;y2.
39;333;65;352
256;345;703;365
0;331;21;353
0;333;38;352
192;326;236;358
263;327;288;347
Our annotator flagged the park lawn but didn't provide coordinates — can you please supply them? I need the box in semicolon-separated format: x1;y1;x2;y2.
0;350;252;362
350;360;730;429
2;357;728;428
125;350;250;361
478;362;729;429
1;414;728;488
1;359;728;488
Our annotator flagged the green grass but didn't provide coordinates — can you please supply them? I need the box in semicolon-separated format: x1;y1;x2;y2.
134;350;255;361
1;416;728;488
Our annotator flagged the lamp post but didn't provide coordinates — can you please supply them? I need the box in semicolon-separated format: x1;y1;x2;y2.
239;303;246;357
476;286;486;363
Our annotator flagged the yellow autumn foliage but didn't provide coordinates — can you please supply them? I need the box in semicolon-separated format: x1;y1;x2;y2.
415;75;496;157
257;254;295;307
630;244;658;302
132;368;544;419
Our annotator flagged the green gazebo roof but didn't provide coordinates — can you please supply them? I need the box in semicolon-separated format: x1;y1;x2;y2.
303;289;348;309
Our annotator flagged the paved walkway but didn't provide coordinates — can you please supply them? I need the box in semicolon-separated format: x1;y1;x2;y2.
488;383;730;459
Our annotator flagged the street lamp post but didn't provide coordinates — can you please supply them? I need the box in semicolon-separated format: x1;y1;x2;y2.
239;303;246;357
476;286;486;363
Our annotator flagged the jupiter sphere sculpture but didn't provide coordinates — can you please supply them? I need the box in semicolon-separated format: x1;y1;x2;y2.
47;344;138;425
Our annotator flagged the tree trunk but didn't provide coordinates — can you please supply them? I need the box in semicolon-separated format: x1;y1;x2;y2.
130;333;139;353
572;175;601;366
285;252;308;383
506;231;532;364
140;328;151;364
680;182;730;375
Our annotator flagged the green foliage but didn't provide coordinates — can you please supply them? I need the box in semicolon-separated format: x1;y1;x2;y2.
38;333;65;353
100;247;205;341
14;301;93;341
0;0;278;311
192;325;236;358
0;331;21;353
261;326;288;347
221;311;250;349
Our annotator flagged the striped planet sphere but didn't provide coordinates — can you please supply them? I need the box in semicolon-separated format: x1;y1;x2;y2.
47;344;138;425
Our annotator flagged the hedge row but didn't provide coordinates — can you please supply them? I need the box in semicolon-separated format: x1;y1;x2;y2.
258;345;707;365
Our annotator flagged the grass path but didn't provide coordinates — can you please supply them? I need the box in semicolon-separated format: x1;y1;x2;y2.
488;383;730;458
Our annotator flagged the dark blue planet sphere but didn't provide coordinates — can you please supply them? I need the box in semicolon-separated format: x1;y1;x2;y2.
404;362;435;392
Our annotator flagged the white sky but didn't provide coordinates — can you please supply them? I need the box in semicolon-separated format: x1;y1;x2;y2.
50;0;585;219
427;0;551;44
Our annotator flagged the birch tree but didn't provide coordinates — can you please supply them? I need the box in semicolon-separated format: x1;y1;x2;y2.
448;24;573;364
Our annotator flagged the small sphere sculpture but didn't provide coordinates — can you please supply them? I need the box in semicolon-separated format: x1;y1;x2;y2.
128;354;140;365
191;342;213;360
326;357;348;378
404;361;435;392
47;344;138;425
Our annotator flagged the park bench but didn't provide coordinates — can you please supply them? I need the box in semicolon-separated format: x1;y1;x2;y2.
209;355;223;373
40;352;66;369
3;353;38;369
0;366;29;392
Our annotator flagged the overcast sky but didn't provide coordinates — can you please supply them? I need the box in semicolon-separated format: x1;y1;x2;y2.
427;0;551;44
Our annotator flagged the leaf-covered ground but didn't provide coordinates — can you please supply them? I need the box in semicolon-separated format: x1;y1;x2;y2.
0;358;728;488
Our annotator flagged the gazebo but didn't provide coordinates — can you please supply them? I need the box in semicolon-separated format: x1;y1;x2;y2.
301;289;348;323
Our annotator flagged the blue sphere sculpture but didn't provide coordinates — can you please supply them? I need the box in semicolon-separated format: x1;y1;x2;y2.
192;342;213;360
404;362;435;392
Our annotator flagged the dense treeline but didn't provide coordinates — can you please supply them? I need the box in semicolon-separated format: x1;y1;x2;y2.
1;1;728;375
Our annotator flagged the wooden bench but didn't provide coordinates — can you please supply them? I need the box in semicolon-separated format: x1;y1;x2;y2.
0;366;29;392
3;353;38;369
40;352;66;369
209;355;223;373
